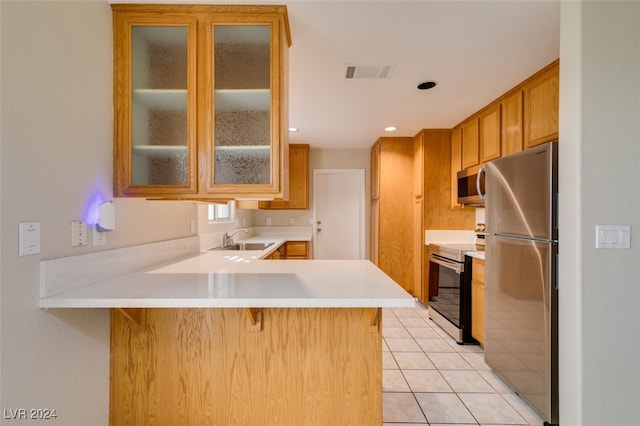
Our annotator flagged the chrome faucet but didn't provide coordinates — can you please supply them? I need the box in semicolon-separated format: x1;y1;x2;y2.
222;228;249;246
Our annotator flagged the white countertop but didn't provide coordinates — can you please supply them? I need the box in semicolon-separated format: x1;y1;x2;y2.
40;235;415;309
466;251;485;260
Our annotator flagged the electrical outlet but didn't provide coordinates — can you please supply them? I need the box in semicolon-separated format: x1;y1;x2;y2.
71;221;87;247
266;217;272;226
93;225;107;246
290;217;296;225
190;219;197;234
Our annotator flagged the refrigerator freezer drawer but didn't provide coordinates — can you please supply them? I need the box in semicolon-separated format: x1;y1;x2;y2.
484;234;558;424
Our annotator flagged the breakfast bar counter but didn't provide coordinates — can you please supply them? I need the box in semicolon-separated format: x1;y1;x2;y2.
39;253;414;309
40;238;413;425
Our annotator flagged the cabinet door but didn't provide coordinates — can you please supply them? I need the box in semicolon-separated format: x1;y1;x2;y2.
370;199;379;265
461;118;479;169
413;197;423;300
471;279;485;346
471;258;485;346
260;144;309;209
450;126;463;208
371;142;380;200
479;104;501;163
524;63;559;148
113;12;199;196
207;22;277;192
413;133;424;198
502;90;524;156
285;241;308;259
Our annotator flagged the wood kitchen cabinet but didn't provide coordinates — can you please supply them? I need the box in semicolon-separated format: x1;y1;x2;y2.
413;132;425;299
370;142;380;200
453;59;558;172
450;125;463;208
370;137;414;294
112;4;291;199
479;104;501;163
461;118;479;169
370;198;380;266
524;60;559;148
421;130;475;302
285;241;309;259
111;307;382;424
265;241;309;259
260;144;309;209
471;257;485;347
501;89;524;156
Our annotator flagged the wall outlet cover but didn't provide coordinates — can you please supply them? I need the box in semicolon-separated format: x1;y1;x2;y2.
93;226;107;246
71;220;87;247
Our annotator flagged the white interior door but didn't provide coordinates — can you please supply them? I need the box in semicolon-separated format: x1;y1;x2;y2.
313;169;365;259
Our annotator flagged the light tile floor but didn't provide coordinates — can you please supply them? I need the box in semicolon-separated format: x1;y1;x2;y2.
382;302;544;425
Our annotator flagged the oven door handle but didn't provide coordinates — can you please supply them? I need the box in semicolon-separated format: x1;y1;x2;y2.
428;254;464;274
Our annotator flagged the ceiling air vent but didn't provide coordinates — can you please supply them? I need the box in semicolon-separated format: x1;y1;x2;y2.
344;64;395;79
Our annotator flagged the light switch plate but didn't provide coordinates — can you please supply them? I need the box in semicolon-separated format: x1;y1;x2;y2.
596;225;631;249
19;222;41;256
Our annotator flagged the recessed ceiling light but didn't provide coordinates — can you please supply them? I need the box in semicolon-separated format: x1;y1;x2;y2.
417;81;437;90
289;127;299;132
384;126;397;132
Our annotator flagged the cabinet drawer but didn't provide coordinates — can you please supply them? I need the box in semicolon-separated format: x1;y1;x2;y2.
472;258;485;282
286;241;308;259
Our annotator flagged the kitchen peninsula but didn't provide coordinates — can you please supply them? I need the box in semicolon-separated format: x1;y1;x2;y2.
40;237;414;424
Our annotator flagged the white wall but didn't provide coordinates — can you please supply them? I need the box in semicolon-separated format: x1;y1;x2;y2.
0;2;236;424
560;2;640;424
251;148;371;257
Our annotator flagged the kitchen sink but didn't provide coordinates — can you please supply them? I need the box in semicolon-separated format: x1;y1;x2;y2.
211;241;275;251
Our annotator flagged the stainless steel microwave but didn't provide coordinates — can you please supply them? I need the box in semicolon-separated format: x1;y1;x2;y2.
457;165;485;206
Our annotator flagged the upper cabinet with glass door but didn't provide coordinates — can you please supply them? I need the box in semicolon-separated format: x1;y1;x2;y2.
112;5;291;199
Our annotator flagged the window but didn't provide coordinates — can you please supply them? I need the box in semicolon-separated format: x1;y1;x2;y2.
208;201;235;223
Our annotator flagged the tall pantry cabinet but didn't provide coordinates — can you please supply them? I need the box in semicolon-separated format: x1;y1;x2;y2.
111;4;291;199
370;137;414;294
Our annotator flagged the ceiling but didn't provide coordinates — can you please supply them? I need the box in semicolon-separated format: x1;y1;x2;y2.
284;1;560;149
116;0;561;150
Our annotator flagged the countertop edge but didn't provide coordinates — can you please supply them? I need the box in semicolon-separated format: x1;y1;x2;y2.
39;298;416;309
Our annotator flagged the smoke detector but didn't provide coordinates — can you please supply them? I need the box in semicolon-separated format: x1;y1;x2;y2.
344;64;395;79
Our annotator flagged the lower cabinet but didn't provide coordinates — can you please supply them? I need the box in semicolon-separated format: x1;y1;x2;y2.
471;257;485;346
265;241;310;259
285;241;309;259
265;243;285;259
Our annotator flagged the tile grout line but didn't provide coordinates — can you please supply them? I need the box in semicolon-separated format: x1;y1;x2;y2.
382;303;539;425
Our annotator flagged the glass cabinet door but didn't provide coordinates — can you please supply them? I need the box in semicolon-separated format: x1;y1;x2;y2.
212;24;272;186
113;11;198;197
130;26;189;186
131;25;193;187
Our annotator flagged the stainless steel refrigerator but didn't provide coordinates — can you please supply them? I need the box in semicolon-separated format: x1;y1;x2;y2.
484;141;558;425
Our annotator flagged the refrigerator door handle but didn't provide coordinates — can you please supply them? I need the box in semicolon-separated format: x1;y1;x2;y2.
554;252;559;290
495;233;557;244
477;166;486;200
